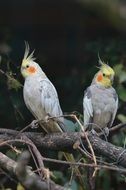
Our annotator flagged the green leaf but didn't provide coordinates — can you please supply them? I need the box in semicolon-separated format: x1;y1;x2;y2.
117;114;126;123
117;85;126;101
119;71;126;83
17;183;25;190
7;74;22;91
113;64;123;76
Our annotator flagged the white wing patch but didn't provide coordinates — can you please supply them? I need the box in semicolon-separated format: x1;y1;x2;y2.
40;79;63;123
83;90;93;126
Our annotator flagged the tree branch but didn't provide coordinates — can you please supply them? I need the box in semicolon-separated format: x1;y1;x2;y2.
0;150;65;190
0;128;126;168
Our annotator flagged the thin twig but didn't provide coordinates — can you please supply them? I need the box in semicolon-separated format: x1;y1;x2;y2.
28;144;41;177
78;146;92;159
69;114;98;176
41;157;126;174
110;123;126;133
22;135;45;178
44;113;98;175
0;138;46;178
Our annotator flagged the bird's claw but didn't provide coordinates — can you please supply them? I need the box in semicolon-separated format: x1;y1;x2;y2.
42;168;50;180
90;129;98;136
45;115;50;123
45;114;53;122
103;127;109;137
30;120;39;128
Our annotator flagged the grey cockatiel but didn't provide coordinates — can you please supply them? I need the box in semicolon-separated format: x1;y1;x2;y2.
21;43;64;133
83;60;118;133
21;43;83;185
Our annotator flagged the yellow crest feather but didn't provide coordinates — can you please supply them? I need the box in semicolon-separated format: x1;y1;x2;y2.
98;56;115;76
22;42;35;65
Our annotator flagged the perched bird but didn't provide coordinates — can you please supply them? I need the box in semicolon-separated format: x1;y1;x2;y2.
21;43;83;185
21;43;65;133
83;59;118;134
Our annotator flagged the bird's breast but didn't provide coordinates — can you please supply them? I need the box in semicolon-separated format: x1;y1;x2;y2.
23;78;46;120
91;86;116;128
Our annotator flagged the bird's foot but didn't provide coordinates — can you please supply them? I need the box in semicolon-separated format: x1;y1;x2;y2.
90;129;99;136
45;115;50;123
30;120;39;128
45;114;55;122
42;168;51;180
103;127;109;137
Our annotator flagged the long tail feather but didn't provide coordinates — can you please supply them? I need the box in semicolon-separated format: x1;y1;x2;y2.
63;152;84;187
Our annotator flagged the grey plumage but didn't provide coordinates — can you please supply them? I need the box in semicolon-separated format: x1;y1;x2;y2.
23;72;64;133
83;84;118;131
21;44;84;185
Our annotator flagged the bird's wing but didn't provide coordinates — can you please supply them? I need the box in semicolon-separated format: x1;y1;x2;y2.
40;79;63;122
110;90;118;127
83;87;93;127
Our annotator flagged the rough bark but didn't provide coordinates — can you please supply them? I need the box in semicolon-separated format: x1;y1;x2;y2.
0;129;126;168
0;151;65;190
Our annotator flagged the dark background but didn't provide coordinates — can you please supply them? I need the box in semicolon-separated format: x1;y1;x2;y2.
0;0;126;189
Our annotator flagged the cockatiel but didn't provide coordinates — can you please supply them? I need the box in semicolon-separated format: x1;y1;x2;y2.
83;59;118;134
21;43;64;133
21;42;83;185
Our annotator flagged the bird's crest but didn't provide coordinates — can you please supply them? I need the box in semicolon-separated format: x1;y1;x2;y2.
98;55;115;76
22;42;36;65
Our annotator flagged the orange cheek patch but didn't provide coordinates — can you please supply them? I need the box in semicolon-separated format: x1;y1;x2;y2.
27;66;36;73
97;74;103;81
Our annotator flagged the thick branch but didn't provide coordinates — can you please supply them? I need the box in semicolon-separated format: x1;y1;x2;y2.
0;129;126;168
0;151;64;190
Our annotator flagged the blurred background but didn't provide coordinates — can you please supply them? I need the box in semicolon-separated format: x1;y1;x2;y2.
0;0;126;189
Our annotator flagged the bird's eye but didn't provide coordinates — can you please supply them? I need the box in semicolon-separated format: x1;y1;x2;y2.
103;73;106;77
26;65;29;68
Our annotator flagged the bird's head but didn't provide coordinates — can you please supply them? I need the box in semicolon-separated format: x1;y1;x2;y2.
95;59;115;87
21;42;42;78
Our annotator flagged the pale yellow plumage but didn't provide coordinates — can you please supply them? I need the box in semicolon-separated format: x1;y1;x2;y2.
94;59;115;87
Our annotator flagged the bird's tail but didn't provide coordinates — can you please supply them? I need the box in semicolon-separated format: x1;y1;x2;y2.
63;152;84;187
